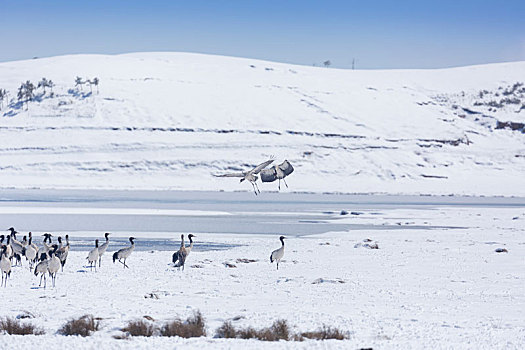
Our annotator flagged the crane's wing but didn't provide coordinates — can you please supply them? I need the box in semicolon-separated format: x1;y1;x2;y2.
173;250;187;267
279;160;294;176
213;172;245;178
250;159;274;174
172;251;180;264
260;168;277;183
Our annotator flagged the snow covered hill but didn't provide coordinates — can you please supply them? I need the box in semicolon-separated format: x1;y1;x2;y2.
0;53;524;195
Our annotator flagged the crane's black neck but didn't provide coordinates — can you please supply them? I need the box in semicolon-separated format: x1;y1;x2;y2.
280;237;285;245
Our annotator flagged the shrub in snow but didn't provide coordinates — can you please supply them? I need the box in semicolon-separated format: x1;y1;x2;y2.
216;319;290;341
160;311;206;338
216;319;349;341
299;325;347;340
0;317;44;335
215;321;237;338
121;319;156;337
58;314;100;336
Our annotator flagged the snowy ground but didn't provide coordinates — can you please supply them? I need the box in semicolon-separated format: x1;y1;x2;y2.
0;53;524;196
1;204;524;349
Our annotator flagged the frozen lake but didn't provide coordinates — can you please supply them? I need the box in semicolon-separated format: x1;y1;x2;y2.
1;189;524;251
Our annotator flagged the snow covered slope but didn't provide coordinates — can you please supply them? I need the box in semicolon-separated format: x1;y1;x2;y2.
0;53;524;195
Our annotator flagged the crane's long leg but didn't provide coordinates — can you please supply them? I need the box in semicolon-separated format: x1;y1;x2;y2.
278;179;281;191
254;181;261;194
119;258;129;268
283;178;288;188
251;182;258;196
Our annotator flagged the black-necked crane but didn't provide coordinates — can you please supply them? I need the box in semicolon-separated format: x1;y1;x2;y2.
38;233;53;260
7;228;24;266
34;252;50;288
97;233;110;267
87;239;100;271
47;245;61;287
0;236;11;260
185;234;196;255
260;160;294;190
56;235;70;272
270;236;286;270
172;234;188;270
24;233;38;270
213;159;274;195
113;237;135;268
3;236;13;262
1;245;11;287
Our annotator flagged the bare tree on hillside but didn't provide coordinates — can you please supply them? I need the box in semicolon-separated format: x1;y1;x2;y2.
75;76;85;90
323;60;331;68
92;77;99;93
18;81;35;110
0;89;7;109
48;80;54;94
38;78;50;94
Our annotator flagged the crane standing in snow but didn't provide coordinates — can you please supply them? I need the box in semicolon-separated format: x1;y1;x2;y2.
56;234;70;272
213;159;274;195
97;232;110;267
172;234;187;271
113;237;135;268
0;245;11;287
270;236;286;270
47;245;61;287
87;239;100;272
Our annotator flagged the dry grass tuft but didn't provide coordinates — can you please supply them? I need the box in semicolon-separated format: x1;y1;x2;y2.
299;325;347;340
216;319;290;341
0;317;44;335
160;311;206;338
58;315;100;337
215;321;237;338
122;319;156;337
215;320;348;342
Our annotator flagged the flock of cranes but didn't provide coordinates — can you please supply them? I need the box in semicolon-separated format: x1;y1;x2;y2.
0;228;135;288
214;159;294;195
1;159;294;287
0;227;287;288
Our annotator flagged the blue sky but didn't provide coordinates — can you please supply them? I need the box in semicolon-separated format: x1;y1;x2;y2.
1;0;524;68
